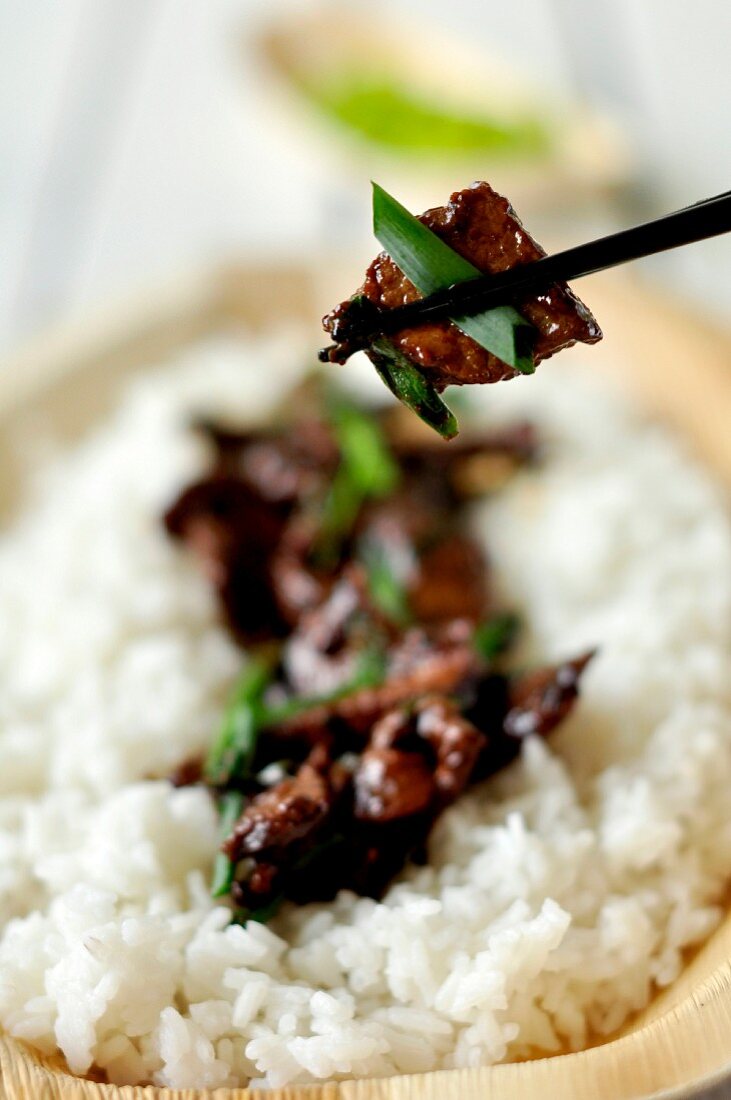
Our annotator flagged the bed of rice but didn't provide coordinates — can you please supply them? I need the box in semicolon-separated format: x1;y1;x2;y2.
0;335;729;1090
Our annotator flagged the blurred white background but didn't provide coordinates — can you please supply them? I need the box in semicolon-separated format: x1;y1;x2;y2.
1;0;729;352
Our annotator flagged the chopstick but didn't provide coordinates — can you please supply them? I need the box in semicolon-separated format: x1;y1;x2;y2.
323;189;731;357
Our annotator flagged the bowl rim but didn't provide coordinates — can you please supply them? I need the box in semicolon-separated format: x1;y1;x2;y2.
0;261;730;1100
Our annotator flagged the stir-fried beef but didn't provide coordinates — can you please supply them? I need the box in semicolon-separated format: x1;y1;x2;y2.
324;182;601;387
168;755;204;788
223;744;345;863
198;416;340;505
413;697;486;801
504;650;596;739
361;487;447;561
269;514;332;625
409;535;488;624
466;651;597;783
164;416;345;639
353;741;435;822
219;651;592;914
354;697;485;819
358;490;491;622
163;379;597;920
282;568;367;696
279;618;478;743
163;476;289;640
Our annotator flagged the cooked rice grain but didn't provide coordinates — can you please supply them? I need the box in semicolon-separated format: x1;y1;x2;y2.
0;338;728;1088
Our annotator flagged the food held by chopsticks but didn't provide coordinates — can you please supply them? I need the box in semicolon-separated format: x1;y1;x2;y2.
323;181;731;438
322;181;602;436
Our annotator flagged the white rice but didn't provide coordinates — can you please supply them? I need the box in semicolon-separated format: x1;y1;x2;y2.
0;335;729;1089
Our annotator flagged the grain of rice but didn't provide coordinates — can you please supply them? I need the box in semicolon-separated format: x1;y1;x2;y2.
0;336;728;1088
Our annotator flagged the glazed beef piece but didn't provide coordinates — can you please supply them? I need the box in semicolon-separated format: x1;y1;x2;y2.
324;181;601;387
259;624;481;778
280;564;394;698
163;476;289;641
409;534;489;624
504;650;596;739
355;696;485;817
413;696;486;802
224;696;486;912
278;618;480;742
359;485;491;627
361;484;449;557
168;756;204;788
467;650;596;781
269;514;334;626
224;743;348;911
163;416;347;640
354;742;435;823
223;744;345;863
197;417;340;506
220;652;594;915
350;421;538;631
166;400;535;644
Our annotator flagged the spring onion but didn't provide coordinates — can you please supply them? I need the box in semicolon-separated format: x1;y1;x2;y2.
372;182;536;375
360;540;412;627
259;645;387;728
211;790;245;898
315;391;400;562
473;612;521;662
368;335;459;440
204;654;275;786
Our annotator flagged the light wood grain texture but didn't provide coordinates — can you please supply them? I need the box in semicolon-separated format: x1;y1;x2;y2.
0;264;729;1100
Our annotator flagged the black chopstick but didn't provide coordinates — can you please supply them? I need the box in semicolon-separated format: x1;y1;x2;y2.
322;189;731;359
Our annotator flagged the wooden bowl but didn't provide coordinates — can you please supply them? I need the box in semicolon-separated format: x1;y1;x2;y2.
0;263;730;1099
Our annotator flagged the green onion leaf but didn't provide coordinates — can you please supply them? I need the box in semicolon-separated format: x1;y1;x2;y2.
234;893;285;926
473;612;521;662
351;643;389;688
315;464;362;563
369;336;458;439
259;644;387;728
360;541;412;627
304;72;550;159
315;392;400;563
211;790;245;898
329;394;400;497
204;655;275;786
372;182;536;375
